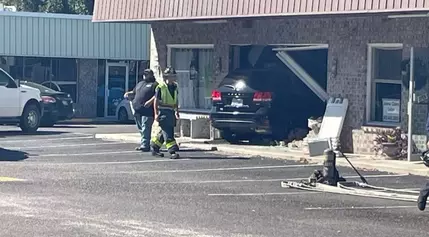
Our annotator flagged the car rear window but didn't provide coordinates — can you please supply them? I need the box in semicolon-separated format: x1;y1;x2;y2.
21;82;58;94
219;70;289;92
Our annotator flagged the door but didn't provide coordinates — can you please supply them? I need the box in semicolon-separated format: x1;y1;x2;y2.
0;70;20;117
104;63;129;117
406;46;429;161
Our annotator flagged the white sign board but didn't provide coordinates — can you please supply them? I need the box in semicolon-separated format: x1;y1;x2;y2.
382;98;400;123
0;5;17;11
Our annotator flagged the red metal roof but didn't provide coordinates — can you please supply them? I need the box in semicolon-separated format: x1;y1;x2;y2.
93;0;429;22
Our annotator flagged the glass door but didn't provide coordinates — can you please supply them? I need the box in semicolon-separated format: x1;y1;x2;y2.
406;47;429;161
104;63;129;117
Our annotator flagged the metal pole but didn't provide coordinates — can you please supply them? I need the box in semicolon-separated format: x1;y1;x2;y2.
407;47;415;162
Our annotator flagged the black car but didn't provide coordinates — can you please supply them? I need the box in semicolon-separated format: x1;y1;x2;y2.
21;81;75;126
210;68;323;144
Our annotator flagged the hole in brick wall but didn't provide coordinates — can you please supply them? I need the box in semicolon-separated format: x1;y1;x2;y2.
211;44;328;148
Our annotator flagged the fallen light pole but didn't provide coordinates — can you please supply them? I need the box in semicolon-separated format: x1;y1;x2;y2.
281;148;421;203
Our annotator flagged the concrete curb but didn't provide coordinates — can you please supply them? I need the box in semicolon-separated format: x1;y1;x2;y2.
94;133;429;177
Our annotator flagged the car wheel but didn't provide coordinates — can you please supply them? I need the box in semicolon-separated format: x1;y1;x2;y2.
220;130;241;144
20;104;41;133
118;107;129;123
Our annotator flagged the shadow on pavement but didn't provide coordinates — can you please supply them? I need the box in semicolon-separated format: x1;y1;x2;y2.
200;140;276;147
184;156;251;160
50;125;96;129
0;130;70;138
0;148;29;161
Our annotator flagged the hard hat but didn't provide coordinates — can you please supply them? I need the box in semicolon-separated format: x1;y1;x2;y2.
163;66;177;77
421;150;429;168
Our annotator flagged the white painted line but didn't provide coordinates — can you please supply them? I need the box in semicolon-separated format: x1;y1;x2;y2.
0;136;94;143
304;205;416;210
130;174;410;184
38;159;192;165
34;150;140;157
7;142;126;150
131;179;287;184
208;191;318;196
121;164;320;174
396;188;421;191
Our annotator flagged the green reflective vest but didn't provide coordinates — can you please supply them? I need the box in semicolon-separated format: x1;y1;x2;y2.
157;83;178;107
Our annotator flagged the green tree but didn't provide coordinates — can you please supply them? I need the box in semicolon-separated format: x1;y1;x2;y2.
0;0;94;14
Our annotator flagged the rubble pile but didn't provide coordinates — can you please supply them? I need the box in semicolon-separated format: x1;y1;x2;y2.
286;117;323;152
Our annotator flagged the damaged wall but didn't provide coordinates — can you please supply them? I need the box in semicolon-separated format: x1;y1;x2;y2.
150;16;429;153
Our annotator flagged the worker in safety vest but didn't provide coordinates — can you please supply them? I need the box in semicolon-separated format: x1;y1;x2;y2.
150;66;180;159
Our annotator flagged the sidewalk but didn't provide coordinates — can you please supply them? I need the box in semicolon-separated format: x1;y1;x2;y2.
95;133;429;177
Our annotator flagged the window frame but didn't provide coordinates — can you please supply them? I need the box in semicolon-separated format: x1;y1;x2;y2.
166;44;215;110
167;44;215;73
366;43;404;126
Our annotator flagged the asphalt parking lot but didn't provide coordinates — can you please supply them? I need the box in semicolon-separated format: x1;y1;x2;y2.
1;125;429;237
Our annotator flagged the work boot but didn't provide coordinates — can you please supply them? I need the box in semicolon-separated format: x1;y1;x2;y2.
418;194;428;211
151;148;164;157
417;183;429;211
170;152;180;159
136;147;150;152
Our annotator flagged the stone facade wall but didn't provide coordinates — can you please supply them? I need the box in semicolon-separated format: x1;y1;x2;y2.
75;59;98;118
151;16;429;153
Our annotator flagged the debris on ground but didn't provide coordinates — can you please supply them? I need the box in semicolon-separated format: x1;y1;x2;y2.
285;117;323;152
299;157;309;164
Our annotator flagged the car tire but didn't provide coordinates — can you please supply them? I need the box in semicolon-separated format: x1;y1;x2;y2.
118;107;129;123
220;130;241;144
20;104;41;133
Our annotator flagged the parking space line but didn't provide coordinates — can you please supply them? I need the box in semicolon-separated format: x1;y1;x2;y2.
34;150;139;157
36;159;192;165
129;174;411;184
395;188;421;191
7;142;126;150
304;206;416;210
121;164;320;174
208;191;318;196
0;136;94;143
0;177;26;182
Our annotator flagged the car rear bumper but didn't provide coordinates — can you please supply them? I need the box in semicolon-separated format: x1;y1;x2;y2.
210;111;271;134
43;103;75;121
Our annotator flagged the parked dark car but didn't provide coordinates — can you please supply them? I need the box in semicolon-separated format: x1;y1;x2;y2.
210;68;322;144
20;81;75;126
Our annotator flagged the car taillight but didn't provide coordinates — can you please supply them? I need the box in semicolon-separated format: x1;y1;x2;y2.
42;96;56;103
253;92;272;102
212;90;221;101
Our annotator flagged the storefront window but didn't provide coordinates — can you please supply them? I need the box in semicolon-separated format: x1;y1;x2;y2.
97;60;106;117
170;46;214;109
0;56;78;102
368;45;403;124
50;58;78;102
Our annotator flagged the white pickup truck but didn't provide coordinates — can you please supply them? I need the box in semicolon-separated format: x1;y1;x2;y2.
0;68;43;133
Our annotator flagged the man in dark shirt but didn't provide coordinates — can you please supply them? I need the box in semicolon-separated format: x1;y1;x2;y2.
417;114;429;210
125;69;158;152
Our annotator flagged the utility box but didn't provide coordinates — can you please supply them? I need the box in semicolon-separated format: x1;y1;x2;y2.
308;97;348;157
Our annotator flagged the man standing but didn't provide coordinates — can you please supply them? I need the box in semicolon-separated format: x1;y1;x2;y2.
125;69;158;152
150;67;180;159
417;115;429;210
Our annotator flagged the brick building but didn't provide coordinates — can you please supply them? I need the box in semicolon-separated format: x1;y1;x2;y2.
93;0;429;154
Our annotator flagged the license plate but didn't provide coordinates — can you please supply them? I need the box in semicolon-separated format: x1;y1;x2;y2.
62;100;68;105
231;98;243;107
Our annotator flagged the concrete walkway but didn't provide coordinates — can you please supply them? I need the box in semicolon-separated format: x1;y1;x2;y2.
95;133;429;177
